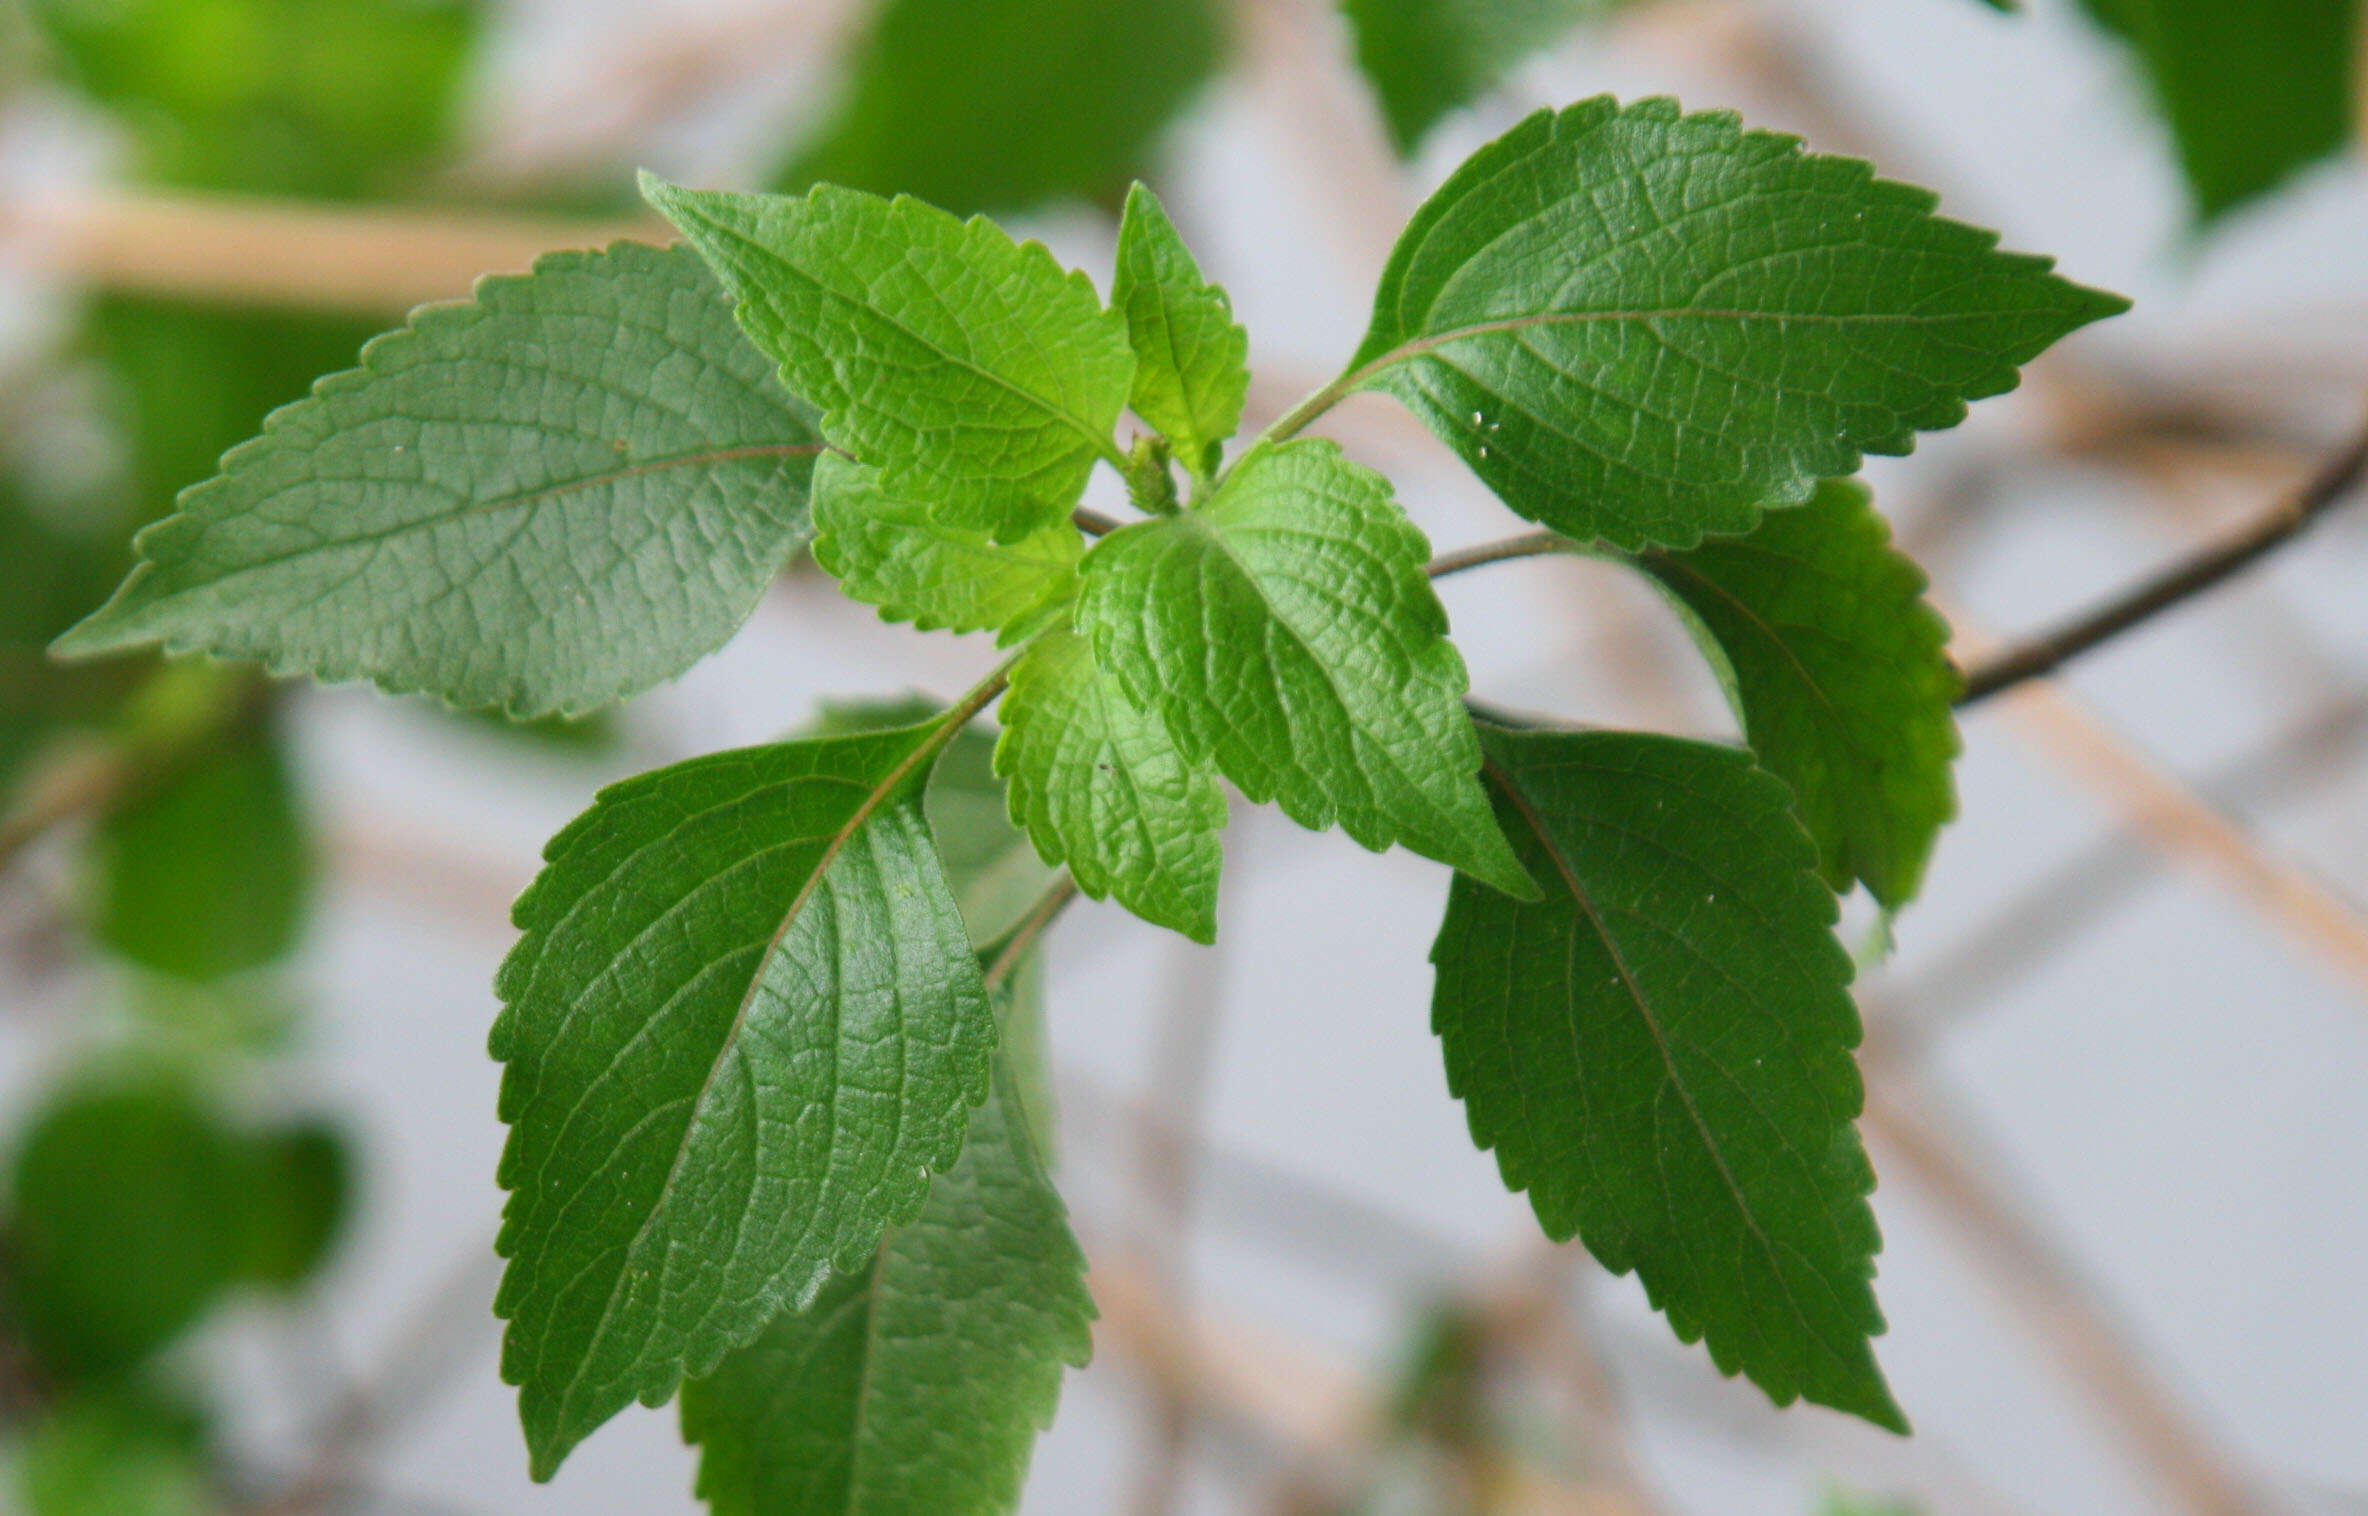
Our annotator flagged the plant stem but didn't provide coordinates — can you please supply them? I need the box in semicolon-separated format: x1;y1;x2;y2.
982;874;1080;990
1956;409;2368;704
1425;530;1581;579
1075;505;1128;537
1261;370;1359;448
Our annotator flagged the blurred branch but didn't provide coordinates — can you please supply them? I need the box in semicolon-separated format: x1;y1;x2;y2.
1958;408;2368;704
1861;1075;2266;1516
1;191;661;316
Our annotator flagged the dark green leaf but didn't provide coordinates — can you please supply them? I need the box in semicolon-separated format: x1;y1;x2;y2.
647;178;1134;543
236;1123;353;1291
781;0;1224;216
54;243;821;719
997;624;1226;942
812;455;1083;641
491;721;995;1478
5;1078;251;1379
1338;97;2128;550
1340;0;1618;154
680;1055;1091;1516
1432;726;1901;1430
1076;439;1531;897
92;720;311;982
1639;480;1959;908
2074;0;2358;221
1112;184;1249;479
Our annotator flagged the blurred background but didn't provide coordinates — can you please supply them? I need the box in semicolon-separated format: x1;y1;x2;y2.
3;0;2366;1513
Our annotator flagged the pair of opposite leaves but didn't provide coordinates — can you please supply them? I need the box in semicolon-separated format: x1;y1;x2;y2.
54;95;2124;1492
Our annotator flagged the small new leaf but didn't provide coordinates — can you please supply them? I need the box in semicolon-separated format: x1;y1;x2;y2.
1640;480;1959;909
53;243;821;718
1339;97;2128;550
996;624;1226;942
813;454;1083;641
647;177;1134;542
1432;726;1902;1431
680;1056;1091;1516
492;723;995;1478
1113;184;1249;478
1075;439;1531;897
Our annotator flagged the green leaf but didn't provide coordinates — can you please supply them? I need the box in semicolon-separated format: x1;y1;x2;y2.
996;624;1226;942
781;0;1224;216
1112;184;1249;479
1075;439;1530;897
19;1394;214;1516
236;1123;353;1291
53;243;821;719
491;720;996;1478
680;1054;1091;1516
813;454;1083;641
2074;0;2357;222
27;0;477;200
1337;97;2128;551
1638;480;1959;909
6;1077;252;1380
646;178;1135;543
92;721;311;982
1340;0;1619;154
1431;726;1901;1431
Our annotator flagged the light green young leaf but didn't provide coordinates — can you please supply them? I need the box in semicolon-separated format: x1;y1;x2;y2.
680;1055;1091;1516
1639;480;1959;909
781;0;1224;217
491;722;995;1479
93;721;311;982
812;454;1083;641
1432;726;1901;1431
1340;0;1620;154
1075;439;1530;897
646;178;1134;543
1112;184;1249;479
53;243;821;718
2073;0;2357;222
1334;97;2128;550
996;625;1226;943
19;1394;213;1516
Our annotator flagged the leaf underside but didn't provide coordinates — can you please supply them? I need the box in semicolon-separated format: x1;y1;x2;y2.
1075;438;1532;898
492;723;994;1478
1431;725;1903;1431
53;242;822;718
1640;479;1960;908
1346;96;2128;551
680;1056;1092;1516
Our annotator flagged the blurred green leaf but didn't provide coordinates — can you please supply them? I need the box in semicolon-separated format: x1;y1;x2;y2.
782;0;1225;214
28;0;477;199
236;1122;352;1291
1341;0;1621;154
92;717;310;984
17;1393;215;1516
2073;0;2358;222
5;1078;252;1380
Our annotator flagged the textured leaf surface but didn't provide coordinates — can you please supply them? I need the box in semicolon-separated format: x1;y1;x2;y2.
1112;184;1249;478
812;454;1083;640
1640;481;1959;908
997;625;1226;942
93;721;311;982
1432;726;1901;1430
648;179;1134;542
1342;97;2127;550
1341;0;1618;153
680;1057;1091;1516
1077;440;1529;896
54;242;821;718
2076;0;2357;221
491;723;995;1478
782;0;1223;216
